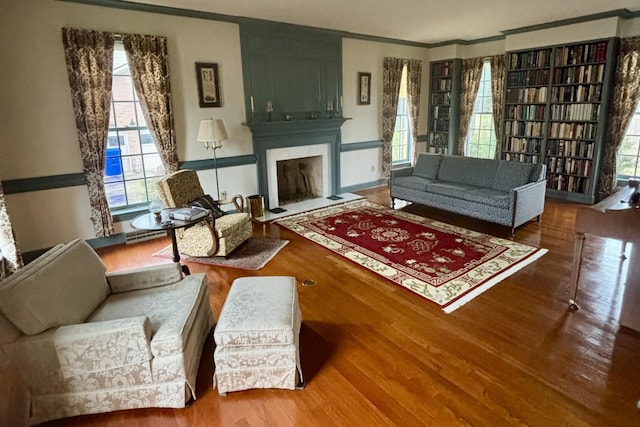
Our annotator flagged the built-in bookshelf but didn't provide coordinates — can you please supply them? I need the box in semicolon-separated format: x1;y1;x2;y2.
501;38;618;203
427;59;461;154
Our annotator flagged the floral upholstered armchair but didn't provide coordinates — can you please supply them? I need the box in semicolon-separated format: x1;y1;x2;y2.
0;239;214;425
156;170;252;257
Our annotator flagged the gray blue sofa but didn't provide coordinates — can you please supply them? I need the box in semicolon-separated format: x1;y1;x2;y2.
390;153;547;234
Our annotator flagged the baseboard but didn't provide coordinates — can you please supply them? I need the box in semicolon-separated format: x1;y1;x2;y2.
340;178;388;194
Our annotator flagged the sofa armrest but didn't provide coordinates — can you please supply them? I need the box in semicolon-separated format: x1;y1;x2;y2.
511;179;547;226
391;166;414;181
54;316;152;378
107;262;183;293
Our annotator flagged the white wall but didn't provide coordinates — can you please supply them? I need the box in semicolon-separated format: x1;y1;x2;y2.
341;38;429;186
0;0;256;251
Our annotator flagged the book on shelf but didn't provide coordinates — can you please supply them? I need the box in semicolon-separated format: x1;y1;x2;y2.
170;207;209;221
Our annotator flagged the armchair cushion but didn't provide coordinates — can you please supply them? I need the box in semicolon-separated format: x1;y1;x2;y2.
106;262;183;293
0;239;109;335
89;273;208;358
54;316;152;378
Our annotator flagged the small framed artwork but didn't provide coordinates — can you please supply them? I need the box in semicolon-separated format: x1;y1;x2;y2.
195;62;221;107
358;72;371;105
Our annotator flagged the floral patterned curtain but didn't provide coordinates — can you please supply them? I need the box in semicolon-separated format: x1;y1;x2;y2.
456;57;484;155
0;180;23;276
382;57;405;177
598;36;640;197
62;28;115;237
122;34;179;174
489;55;506;159
406;59;423;164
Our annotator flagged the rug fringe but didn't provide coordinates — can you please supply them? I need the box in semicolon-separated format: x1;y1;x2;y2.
443;248;549;313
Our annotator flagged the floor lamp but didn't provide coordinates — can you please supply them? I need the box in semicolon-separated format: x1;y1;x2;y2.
197;118;229;201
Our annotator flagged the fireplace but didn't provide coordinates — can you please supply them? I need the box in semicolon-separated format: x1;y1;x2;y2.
267;144;329;208
276;155;323;205
244;118;349;210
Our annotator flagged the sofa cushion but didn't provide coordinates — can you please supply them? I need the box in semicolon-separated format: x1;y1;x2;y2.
88;273;208;358
0;239;109;336
393;175;433;192
493;161;536;192
428;182;479;199
413;153;442;179
462;188;511;209
437;155;499;187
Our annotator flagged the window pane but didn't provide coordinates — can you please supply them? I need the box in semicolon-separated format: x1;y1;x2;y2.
619;136;639;156
143;153;163;177
465;60;496;159
616;103;640;179
105;181;126;208
125;179;149;205
112;75;134;101
113;102;137;128
617;155;638;176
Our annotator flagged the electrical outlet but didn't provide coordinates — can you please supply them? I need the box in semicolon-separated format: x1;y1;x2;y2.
221;190;228;200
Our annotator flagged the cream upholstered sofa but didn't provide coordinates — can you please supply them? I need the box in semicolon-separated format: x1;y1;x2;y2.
0;239;214;425
156;170;252;257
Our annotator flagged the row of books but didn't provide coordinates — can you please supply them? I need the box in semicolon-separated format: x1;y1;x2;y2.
546;139;595;159
548;122;597;140
545;156;593;176
549;103;600;122
551;84;602;103
431;92;451;105
432;119;450;133
430;133;449;146
432;61;452;77
504;120;546;138
507;69;550;87
432;78;452;91
555;42;608;66
508;49;551;70
546;174;591;193
506;104;546;121
552;64;605;85
503;152;541;163
505;87;548;104
502;137;542;154
432;105;450;119
427;146;448;154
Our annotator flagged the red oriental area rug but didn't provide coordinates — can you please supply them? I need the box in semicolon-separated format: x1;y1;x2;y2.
275;200;547;313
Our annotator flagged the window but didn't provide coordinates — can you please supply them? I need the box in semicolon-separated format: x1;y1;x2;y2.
392;66;412;165
104;43;162;209
616;101;640;180
465;60;497;159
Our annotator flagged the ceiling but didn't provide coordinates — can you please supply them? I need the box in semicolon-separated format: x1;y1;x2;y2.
125;0;639;44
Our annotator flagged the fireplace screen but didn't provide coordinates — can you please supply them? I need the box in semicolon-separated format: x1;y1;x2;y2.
276;155;323;205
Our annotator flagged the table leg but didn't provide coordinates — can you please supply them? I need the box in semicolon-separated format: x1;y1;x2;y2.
169;229;190;275
569;232;586;310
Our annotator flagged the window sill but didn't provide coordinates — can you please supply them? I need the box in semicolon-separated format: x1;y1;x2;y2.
111;206;149;223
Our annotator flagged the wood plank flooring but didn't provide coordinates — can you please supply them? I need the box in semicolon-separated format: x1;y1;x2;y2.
8;186;640;426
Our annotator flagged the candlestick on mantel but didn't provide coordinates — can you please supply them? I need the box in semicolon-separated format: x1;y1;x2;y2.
250;95;255;112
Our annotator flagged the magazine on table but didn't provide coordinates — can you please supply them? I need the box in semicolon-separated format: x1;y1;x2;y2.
170;206;209;221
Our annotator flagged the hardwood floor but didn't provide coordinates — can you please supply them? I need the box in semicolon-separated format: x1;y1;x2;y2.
19;187;640;425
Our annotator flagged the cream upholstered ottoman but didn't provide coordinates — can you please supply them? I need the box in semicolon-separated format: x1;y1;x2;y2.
213;276;304;395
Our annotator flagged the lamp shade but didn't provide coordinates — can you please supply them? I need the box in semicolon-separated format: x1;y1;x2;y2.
197;119;229;143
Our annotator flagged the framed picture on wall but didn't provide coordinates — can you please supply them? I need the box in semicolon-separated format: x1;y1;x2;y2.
195;62;221;107
358;72;371;105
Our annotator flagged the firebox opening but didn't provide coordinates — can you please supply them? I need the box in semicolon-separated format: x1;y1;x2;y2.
276;155;323;205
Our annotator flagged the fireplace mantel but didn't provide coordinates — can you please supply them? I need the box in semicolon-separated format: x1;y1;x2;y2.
243;117;350;139
244;118;350;209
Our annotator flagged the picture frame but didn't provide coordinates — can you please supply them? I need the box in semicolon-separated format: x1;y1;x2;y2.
358;72;371;105
195;62;221;108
